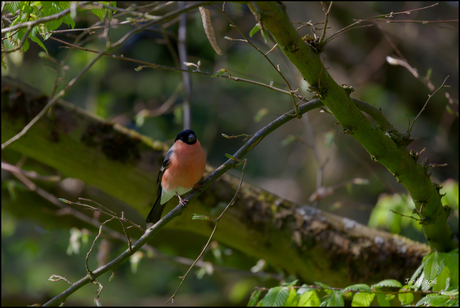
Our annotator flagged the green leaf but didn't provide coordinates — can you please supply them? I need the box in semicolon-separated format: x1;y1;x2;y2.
57;2;71;10
28;26;48;53
315;281;332;294
41;2;63;31
5;180;18;202
58;198;72;204
16;29;31;52
23;37;30;53
283;288;298;306
444;251;459;288
262;287;289;307
433;266;450;292
5;2;22;14
320;291;344;307
425;68;432;80
282;280;298;287
416;294;456;307
192;214;211;221
250;24;261;37
409;261;425;287
211;68;227;77
280;135;298;147
21;2;34;14
260;28;271;44
315;281;330;288
61;13;76;29
91;1;116;21
254;108;269;123
425;252;441;281
416;271;433;291
298;290;320;306
3;35;16;50
343;284;371;293
372;279;402;288
375;293;391;307
225;153;237;160
324;131;335;147
398;288;414;305
351;292;375;307
297;284;316;295
248;289;261;307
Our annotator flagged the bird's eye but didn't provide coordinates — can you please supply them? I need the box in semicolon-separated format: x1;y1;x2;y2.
187;134;196;143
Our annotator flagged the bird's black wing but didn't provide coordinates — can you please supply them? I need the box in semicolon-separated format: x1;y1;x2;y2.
146;149;172;224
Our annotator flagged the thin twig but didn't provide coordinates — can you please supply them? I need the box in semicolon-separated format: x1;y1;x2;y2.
364;18;458;24
1;161;60;181
264;43;277;56
78;197;115;215
318;1;333;45
390;209;421;221
111;2;210;49
212;4;303;118
45;36;309;102
386;54;435;91
408;76;450;132
324;2;441;45
85;217;116;276
221;133;253;141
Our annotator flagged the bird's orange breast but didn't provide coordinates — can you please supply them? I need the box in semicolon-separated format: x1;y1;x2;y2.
161;140;206;193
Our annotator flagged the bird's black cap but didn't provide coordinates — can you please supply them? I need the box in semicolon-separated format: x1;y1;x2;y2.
175;129;197;144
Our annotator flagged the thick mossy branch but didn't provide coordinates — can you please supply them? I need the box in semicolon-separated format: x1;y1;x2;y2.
250;2;455;252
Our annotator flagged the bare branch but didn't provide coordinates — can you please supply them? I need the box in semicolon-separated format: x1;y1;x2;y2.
408;76;450;133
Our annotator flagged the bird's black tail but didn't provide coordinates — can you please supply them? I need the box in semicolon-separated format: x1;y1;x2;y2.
146;195;166;224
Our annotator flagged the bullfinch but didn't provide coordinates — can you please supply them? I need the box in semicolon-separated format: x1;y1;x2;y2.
146;129;206;224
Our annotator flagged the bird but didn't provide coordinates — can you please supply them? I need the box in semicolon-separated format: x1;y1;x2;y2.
146;129;206;224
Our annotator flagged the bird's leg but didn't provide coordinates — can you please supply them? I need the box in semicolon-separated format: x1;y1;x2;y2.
176;192;189;208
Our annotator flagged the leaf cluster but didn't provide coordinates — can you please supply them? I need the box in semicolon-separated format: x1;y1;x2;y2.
2;1;116;54
249;250;458;307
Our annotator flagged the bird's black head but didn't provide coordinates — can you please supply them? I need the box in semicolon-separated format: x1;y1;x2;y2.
175;129;197;144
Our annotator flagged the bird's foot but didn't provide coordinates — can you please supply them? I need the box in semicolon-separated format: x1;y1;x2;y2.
176;193;189;208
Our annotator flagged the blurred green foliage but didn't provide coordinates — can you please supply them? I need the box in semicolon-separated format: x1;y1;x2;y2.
251;254;459;307
369;179;458;241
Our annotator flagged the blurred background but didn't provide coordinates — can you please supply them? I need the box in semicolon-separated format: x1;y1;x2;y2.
2;1;458;306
